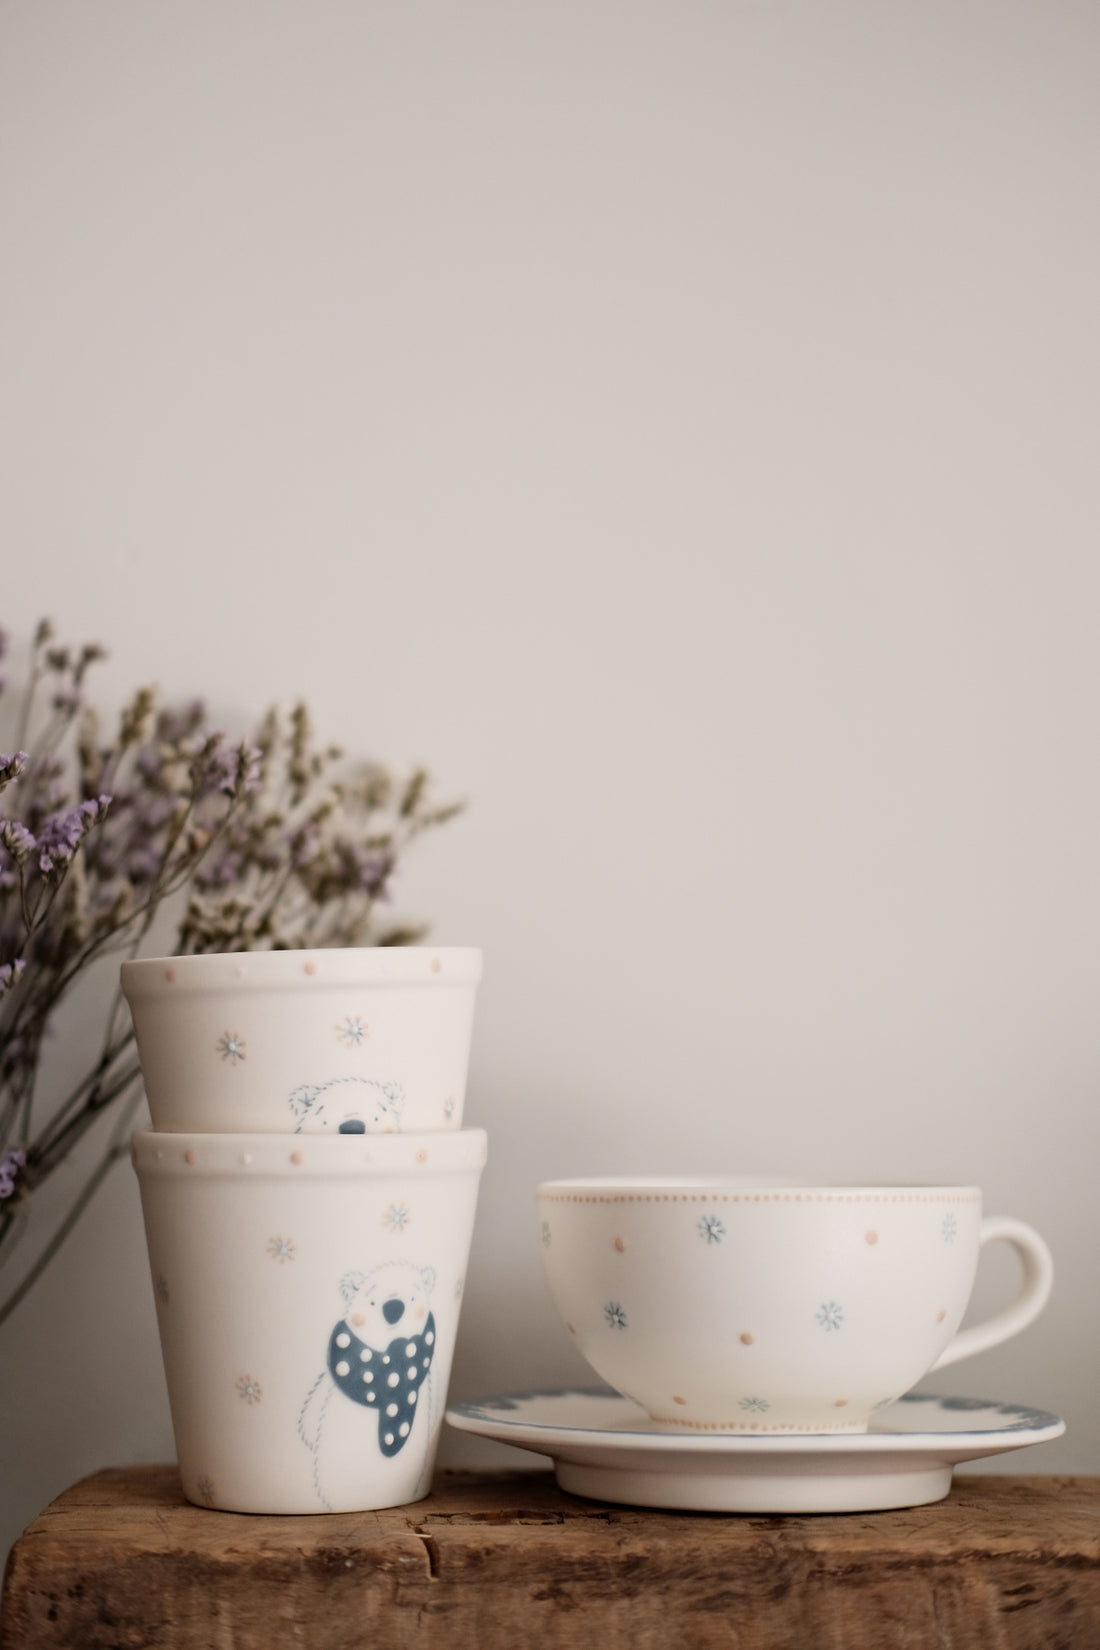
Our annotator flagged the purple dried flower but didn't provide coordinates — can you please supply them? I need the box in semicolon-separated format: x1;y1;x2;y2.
155;700;206;744
0;958;26;996
0;752;28;789
337;841;393;896
241;745;263;793
187;739;264;801
194;851;244;891
291;820;322;867
35;810;84;875
0;820;36;862
33;795;109;877
135;797;178;832
0;1149;25;1199
213;744;242;796
184;740;234;799
125;846;166;884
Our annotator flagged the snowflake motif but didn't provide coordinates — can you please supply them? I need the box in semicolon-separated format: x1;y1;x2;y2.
443;1096;456;1121
698;1214;726;1245
197;1475;216;1503
236;1375;262;1404
383;1202;410;1233
267;1236;296;1263
216;1031;246;1065
739;1396;770;1413
336;1015;367;1047
604;1301;628;1330
541;1221;551;1248
941;1211;958;1244
816;1301;844;1332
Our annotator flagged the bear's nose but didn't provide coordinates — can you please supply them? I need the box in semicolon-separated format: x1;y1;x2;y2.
338;1119;366;1134
383;1298;405;1325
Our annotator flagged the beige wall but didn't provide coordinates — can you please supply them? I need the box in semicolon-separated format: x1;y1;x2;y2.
2;0;1098;1558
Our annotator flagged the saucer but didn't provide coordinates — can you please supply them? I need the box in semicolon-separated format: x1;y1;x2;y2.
445;1387;1064;1513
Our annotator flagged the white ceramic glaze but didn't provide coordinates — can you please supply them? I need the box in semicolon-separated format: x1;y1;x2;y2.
445;1388;1065;1514
132;1127;487;1513
121;947;482;1134
536;1179;1053;1435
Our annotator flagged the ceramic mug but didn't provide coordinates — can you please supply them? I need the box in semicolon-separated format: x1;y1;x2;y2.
121;947;482;1134
133;1127;487;1512
535;1178;1053;1434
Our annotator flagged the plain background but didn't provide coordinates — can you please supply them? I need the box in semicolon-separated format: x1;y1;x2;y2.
1;0;1098;1569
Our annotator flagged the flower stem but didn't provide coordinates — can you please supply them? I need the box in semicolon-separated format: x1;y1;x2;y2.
0;1085;145;1332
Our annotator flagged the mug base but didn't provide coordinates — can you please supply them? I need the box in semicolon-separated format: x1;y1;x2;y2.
180;1479;435;1515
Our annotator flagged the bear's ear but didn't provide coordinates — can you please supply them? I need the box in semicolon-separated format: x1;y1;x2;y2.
288;1084;319;1117
420;1266;436;1294
338;1270;366;1307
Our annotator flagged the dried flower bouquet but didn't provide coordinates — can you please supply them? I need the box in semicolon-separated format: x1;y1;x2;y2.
0;620;462;1329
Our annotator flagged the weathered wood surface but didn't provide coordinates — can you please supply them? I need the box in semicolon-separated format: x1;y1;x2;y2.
3;1468;1098;1649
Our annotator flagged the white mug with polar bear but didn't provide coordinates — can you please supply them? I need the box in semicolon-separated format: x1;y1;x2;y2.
132;1127;486;1512
121;947;482;1135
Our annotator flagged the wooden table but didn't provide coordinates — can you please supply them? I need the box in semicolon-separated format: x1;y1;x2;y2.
3;1468;1098;1649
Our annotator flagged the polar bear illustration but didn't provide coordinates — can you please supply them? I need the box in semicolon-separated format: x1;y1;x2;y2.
298;1261;437;1510
289;1076;405;1134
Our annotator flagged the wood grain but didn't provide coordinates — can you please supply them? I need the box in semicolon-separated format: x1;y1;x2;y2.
3;1469;1098;1649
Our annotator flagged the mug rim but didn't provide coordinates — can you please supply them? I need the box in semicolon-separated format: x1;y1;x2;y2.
537;1177;982;1200
132;1126;487;1177
121;946;482;996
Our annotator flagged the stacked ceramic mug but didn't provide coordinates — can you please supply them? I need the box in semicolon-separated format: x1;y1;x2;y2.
122;947;485;1514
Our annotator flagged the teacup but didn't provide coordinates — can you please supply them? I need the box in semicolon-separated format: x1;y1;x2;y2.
133;1127;487;1512
121;947;482;1134
535;1178;1053;1434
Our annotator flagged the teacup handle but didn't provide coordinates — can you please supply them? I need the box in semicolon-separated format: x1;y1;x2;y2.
929;1215;1054;1372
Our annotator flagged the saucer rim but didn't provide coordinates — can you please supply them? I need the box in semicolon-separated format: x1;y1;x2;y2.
445;1385;1065;1456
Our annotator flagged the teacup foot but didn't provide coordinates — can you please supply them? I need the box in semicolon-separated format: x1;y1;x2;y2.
555;1458;955;1515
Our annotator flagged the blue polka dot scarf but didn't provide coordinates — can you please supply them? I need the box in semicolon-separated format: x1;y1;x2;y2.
327;1314;436;1456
